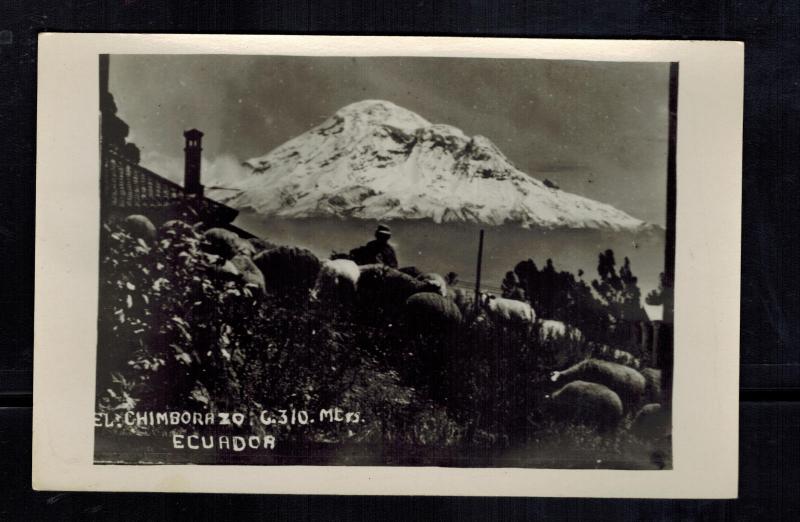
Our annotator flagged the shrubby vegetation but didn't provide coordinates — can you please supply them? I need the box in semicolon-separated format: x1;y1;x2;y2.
502;251;649;352
96;219;668;468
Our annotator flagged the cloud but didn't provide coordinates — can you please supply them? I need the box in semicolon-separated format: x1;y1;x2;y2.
201;154;252;188
139;150;251;190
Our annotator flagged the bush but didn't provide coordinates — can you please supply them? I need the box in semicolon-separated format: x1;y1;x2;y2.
96;221;667;467
97;222;259;425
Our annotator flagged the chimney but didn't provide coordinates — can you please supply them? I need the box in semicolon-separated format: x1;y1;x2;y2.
183;129;204;197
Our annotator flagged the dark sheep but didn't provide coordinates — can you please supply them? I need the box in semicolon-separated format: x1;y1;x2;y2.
231;254;266;295
121;214;157;241
546;380;624;432
330;252;353;261
248;237;277;256
398;266;423;278
404;292;463;332
357;265;440;314
630;403;670;441
400;268;447;295
550;358;646;412
253;246;322;295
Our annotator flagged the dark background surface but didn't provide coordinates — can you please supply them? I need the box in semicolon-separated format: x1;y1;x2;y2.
1;0;798;519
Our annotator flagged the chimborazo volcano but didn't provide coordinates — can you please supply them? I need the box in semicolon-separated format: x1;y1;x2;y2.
223;100;651;231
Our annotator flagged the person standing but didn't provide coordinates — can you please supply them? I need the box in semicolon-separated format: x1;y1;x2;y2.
349;224;398;268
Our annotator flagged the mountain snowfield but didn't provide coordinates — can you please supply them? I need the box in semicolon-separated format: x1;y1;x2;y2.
223;100;651;231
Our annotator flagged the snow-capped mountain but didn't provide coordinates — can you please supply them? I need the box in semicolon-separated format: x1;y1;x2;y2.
223;100;650;231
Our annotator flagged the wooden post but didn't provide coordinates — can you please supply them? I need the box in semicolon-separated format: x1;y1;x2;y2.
474;229;484;311
651;321;661;366
661;62;679;409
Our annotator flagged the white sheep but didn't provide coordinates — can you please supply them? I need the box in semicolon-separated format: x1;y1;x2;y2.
231;254;266;295
404;292;463;330
203;227;253;259
480;293;536;327
417;272;447;297
233;237;258;258
612;349;639;368
204;256;241;281
593;344;641;369
451;287;471;307
311;259;361;301
121;214;157;241
537;319;584;342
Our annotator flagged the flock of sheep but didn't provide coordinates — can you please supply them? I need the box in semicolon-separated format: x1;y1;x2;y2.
185;220;571;342
547;358;668;439
120;214;670;442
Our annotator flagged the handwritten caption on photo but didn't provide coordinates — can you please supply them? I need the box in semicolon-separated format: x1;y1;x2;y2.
95;408;362;451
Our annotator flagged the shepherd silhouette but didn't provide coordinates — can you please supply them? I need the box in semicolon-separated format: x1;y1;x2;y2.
349;224;398;268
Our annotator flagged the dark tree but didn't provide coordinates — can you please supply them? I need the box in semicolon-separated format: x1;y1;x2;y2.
646;272;667;306
591;249;647;346
512;258;538;306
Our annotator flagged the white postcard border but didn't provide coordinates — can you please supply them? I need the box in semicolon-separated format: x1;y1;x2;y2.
33;34;742;498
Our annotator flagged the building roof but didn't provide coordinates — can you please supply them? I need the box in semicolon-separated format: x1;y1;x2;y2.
101;146;238;225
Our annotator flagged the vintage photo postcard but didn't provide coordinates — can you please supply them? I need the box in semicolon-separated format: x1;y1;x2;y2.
33;34;742;497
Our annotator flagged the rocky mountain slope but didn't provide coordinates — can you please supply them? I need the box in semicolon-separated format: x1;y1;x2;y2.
223;100;651;231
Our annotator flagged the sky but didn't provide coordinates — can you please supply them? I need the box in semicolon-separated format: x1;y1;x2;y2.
109;55;671;226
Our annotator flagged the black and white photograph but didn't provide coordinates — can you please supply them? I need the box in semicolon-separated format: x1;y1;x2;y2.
94;51;676;469
28;34;743;497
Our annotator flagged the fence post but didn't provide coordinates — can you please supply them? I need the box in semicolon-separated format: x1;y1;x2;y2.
474;229;484;312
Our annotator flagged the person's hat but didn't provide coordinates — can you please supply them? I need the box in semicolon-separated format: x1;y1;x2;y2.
376;224;392;236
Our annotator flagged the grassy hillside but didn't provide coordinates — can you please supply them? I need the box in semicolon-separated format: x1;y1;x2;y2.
94;218;670;469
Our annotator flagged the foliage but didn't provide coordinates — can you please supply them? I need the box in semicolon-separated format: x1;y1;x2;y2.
499;250;649;350
645;271;673;309
591;249;648;347
591;249;647;323
96;222;258;422
503;258;610;343
96;222;666;467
